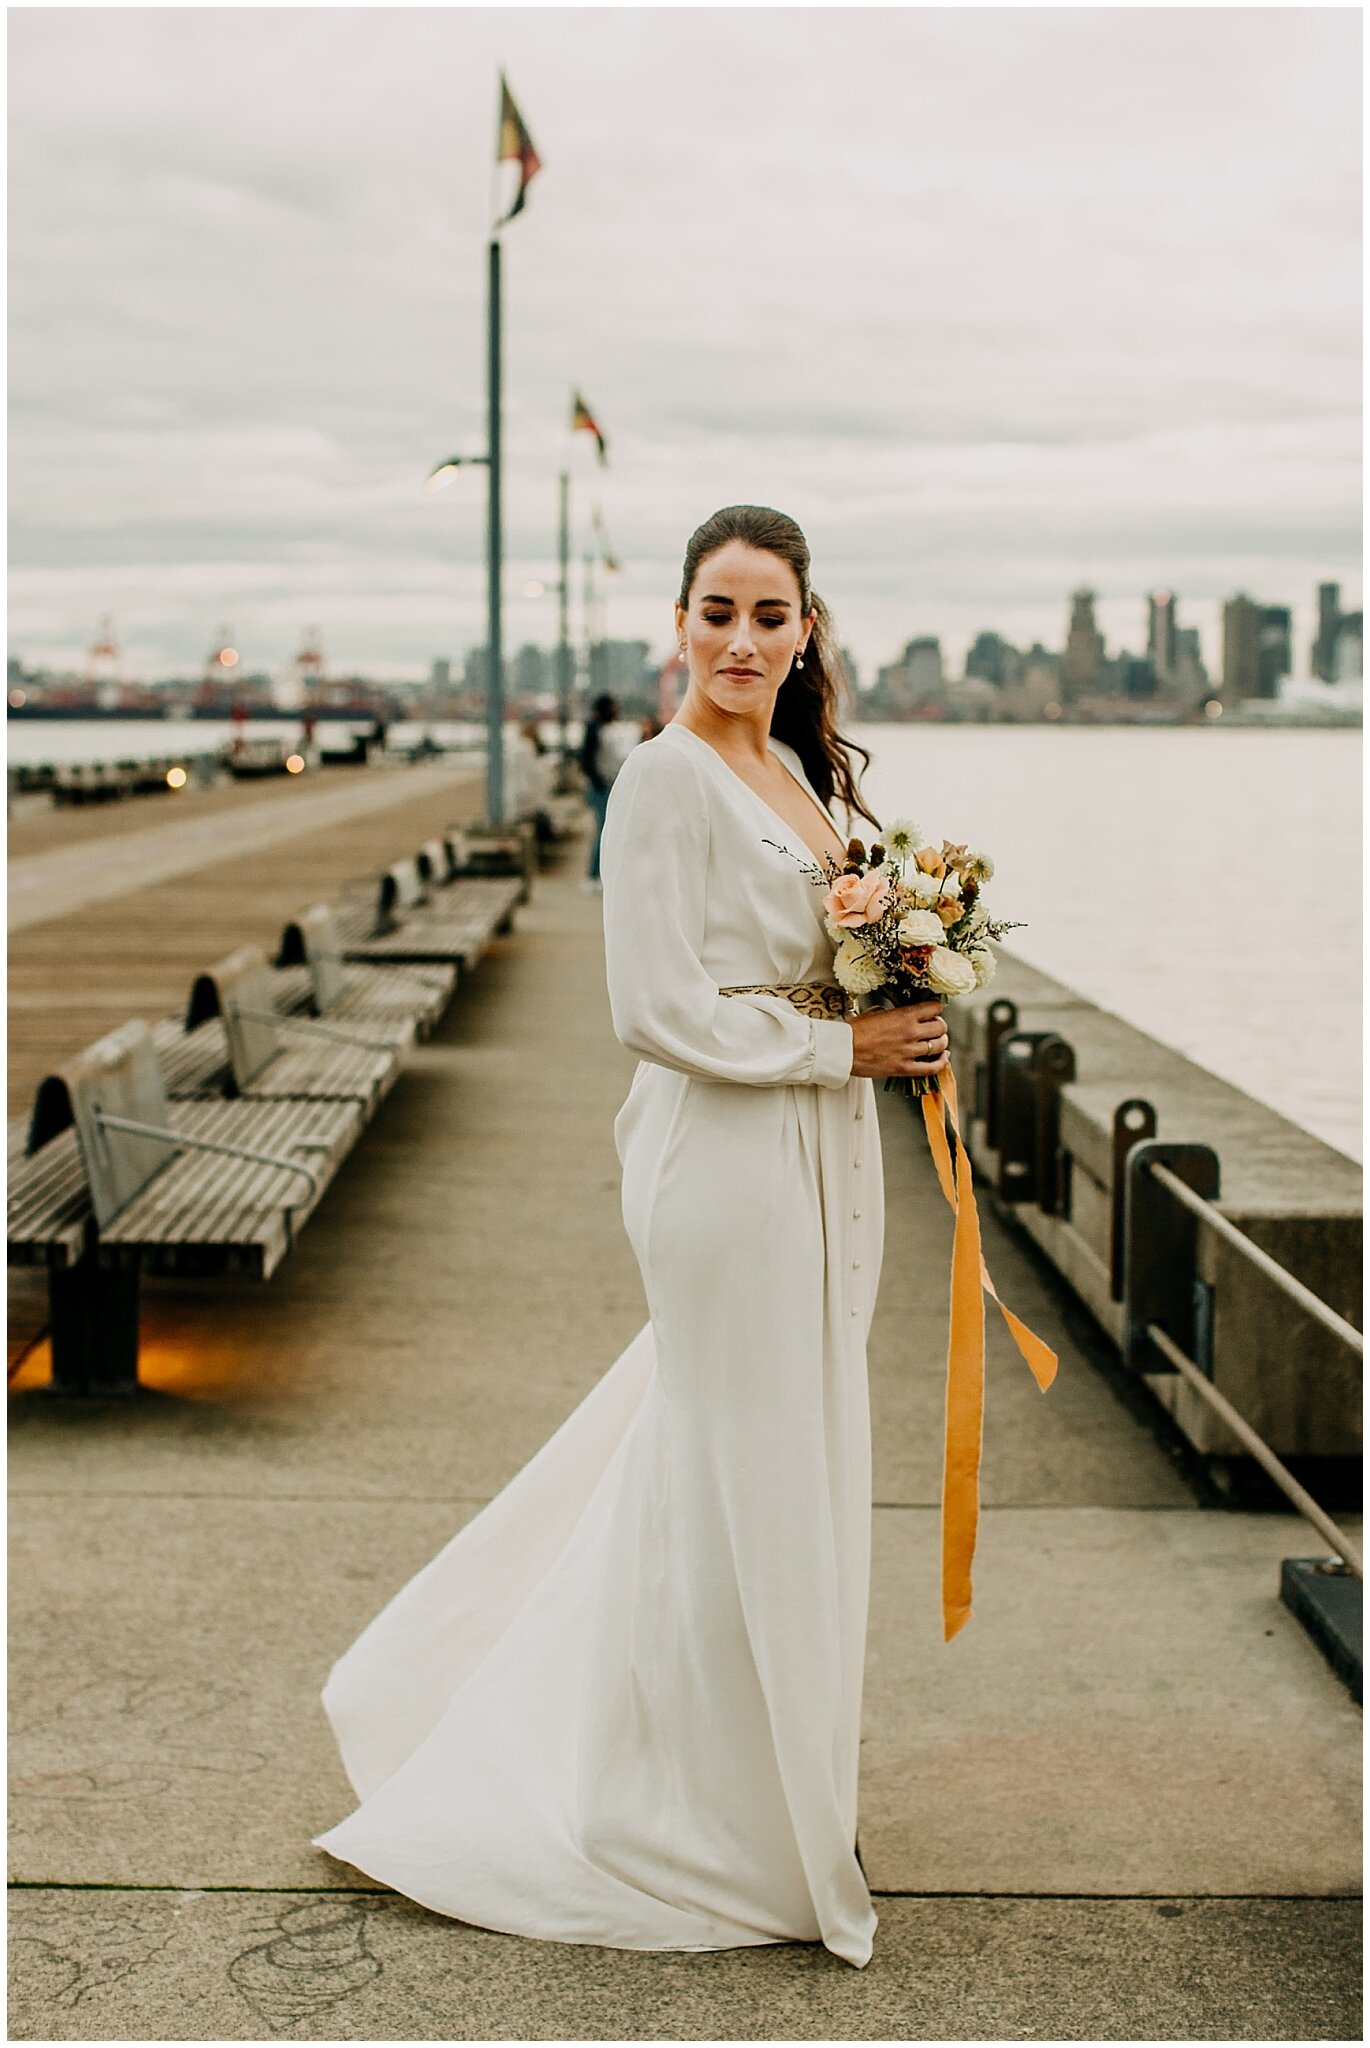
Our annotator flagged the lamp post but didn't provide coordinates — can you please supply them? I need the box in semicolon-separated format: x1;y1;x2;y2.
557;469;572;757
426;450;494;798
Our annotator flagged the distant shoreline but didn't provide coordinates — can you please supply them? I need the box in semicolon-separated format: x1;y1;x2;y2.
5;703;1361;731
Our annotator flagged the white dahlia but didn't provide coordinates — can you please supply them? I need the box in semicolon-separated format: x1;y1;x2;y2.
833;932;886;996
925;945;978;997
896;908;945;948
882;816;926;856
968;943;997;987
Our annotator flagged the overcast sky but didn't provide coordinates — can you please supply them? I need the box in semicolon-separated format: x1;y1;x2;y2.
8;4;1362;684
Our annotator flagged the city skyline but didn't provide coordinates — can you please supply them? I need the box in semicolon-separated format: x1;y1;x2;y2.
10;572;1359;700
9;8;1361;680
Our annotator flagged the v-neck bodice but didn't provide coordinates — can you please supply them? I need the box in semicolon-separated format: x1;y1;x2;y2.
615;721;845;979
663;722;847;873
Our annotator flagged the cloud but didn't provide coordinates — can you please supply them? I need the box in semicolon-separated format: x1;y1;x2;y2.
8;5;1361;681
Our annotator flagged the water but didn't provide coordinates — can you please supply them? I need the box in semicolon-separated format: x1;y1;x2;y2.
854;725;1362;1163
5;717;487;766
7;717;1361;1160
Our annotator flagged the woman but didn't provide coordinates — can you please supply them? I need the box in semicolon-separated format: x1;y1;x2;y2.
578;690;622;891
311;504;949;1969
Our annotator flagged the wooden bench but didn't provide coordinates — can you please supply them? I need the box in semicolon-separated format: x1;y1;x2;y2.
8;1020;360;1392
330;857;522;971
275;903;454;1040
150;944;405;1109
540;789;590;850
444;820;537;901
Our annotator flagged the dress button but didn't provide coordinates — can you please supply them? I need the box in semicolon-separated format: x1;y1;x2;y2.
852;1258;862;1270
855;1106;864;1121
853;1209;861;1220
853;1157;862;1169
850;1306;860;1317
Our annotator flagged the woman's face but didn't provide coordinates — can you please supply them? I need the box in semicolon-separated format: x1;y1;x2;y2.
675;541;815;722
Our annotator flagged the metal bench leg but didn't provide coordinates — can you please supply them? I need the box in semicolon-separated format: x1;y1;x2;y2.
47;1251;140;1394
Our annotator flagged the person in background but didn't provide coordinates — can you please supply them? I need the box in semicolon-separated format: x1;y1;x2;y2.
639;712;663;741
578;692;623;892
511;715;555;849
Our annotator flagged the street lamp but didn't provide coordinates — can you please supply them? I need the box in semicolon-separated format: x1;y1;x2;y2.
426;453;489;491
426;450;501;808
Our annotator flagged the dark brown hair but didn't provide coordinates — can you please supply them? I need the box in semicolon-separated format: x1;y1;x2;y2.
677;504;879;831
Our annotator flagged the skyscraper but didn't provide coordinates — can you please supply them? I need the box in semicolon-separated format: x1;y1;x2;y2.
1146;589;1178;684
965;630;1017;687
1221;595;1262;701
1335;610;1362;682
1061;590;1105;701
1258;606;1292;698
513;643;548;697
1312;582;1342;681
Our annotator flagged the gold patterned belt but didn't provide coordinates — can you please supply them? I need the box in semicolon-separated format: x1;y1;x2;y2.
719;981;853;1021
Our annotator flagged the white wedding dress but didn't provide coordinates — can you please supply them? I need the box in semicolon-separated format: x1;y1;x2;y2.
312;722;885;1969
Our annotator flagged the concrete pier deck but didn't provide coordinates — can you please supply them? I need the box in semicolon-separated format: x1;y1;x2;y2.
7;787;1362;2040
6;759;486;1119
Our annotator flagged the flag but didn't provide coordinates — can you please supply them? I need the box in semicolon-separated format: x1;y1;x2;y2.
592;502;621;573
571;389;609;466
495;75;541;225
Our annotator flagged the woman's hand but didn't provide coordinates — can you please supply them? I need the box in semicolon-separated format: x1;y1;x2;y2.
849;998;949;1080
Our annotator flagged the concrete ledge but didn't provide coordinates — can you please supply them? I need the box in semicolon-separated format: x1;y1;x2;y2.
1281;1558;1363;1705
949;953;1362;1466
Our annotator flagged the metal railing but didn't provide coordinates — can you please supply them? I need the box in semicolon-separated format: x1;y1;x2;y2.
955;1002;1363;1586
1133;1154;1362;1579
1141;1317;1361;1577
1148;1160;1363;1357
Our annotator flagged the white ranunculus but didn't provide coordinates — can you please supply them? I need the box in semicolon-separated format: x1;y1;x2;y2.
896;908;945;948
909;870;942;905
925;945;978;997
968;943;997;987
833;932;886;996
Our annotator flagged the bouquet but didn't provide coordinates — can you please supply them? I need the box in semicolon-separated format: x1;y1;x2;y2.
766;816;1053;1646
769;818;1023;1097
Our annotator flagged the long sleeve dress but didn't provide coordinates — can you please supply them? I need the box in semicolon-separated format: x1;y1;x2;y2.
311;720;886;1970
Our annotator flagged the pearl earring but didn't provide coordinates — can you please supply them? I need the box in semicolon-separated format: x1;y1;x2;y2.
795;649;805;669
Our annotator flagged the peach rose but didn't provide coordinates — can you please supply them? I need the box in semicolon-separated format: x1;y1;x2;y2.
913;846;947;878
823;870;893;928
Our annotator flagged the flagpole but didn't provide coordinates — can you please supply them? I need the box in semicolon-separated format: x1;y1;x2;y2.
557;469;571;755
582;544;595;703
485;232;504;826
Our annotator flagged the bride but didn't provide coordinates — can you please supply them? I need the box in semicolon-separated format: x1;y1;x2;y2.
311;503;950;1970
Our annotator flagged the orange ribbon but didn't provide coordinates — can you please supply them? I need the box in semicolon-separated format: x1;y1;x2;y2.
919;1061;1058;1641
